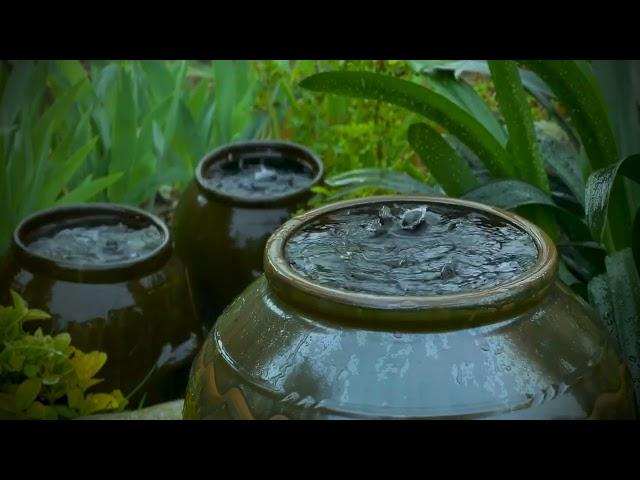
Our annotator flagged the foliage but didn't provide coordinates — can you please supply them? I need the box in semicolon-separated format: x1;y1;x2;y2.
0;60;273;255
255;61;430;180
0;61;121;254
300;60;640;410
0;291;127;419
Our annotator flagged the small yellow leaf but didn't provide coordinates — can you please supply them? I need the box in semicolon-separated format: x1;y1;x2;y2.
15;378;42;411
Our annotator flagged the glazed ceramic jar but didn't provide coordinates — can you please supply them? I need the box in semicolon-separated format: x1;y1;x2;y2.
0;204;204;406
183;195;635;420
173;141;323;327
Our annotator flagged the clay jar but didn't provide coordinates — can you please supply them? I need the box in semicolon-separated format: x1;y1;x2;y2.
173;141;323;327
183;195;635;420
0;204;204;406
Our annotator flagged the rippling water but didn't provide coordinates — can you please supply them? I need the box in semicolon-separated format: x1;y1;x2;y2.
285;202;538;296
28;224;163;265
203;155;315;198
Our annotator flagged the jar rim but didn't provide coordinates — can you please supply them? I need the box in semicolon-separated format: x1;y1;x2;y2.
264;195;558;330
194;140;324;207
12;203;172;283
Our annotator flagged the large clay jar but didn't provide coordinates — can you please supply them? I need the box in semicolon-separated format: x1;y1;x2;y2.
172;141;323;327
0;204;204;407
183;195;635;420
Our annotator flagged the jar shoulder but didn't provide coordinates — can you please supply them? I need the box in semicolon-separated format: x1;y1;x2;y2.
186;278;632;420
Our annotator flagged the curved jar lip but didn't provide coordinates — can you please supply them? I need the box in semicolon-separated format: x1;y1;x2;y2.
194;140;324;207
12;203;173;283
264;195;558;330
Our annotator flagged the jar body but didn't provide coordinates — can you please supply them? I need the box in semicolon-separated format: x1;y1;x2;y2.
184;276;635;420
0;249;204;407
173;182;306;326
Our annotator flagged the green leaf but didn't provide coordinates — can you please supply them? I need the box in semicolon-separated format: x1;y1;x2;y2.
0;61;34;129
520;60;631;251
15;378;41;411
417;60;555;97
592;60;640;160
108;69;137;202
462;179;584;240
489;61;550;193
139;61;175;102
407;122;478;197
634;209;640;276
587;274;620;353
325;168;437;194
536;121;587;207
585;153;640;243
39;136;99;208
94;63;119;102
299;71;513;179
462;179;555;210
54;173;123;206
212;60;240;145
187;78;211;122
604;249;640;408
520;61;617;170
424;71;507;145
54;61;88;90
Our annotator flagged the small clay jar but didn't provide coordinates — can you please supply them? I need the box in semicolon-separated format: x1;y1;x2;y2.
0;204;204;407
183;195;635;420
172;141;324;327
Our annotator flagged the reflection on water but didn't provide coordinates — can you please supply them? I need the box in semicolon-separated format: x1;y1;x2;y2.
286;202;538;296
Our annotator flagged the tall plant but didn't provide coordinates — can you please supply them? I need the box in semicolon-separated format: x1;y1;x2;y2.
300;60;640;409
0;61;122;254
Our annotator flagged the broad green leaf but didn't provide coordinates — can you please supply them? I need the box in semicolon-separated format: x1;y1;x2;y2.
536;121;586;207
94;63;119;102
489;61;550;193
39;136;99;208
212;60;240;144
520;61;617;170
0;61;33;129
15;378;41;411
588;274;621;353
91;106;111;151
108;69;137;202
170;101;205;174
592;60;640;218
187;78;211;122
462;179;555;210
593;61;640;161
159;61;187;163
55;60;87;86
423;71;507;145
299;71;513;179
408;122;478;197
585;153;640;243
139;61;175;103
462;179;585;240
604;249;640;409
634;209;640;276
55;173;123;206
520;60;631;251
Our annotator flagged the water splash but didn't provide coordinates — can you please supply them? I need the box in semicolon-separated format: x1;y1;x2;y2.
286;202;538;296
203;155;315;198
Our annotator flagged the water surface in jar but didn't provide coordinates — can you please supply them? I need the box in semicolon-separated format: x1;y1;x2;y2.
202;154;315;199
28;224;163;266
285;202;539;296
